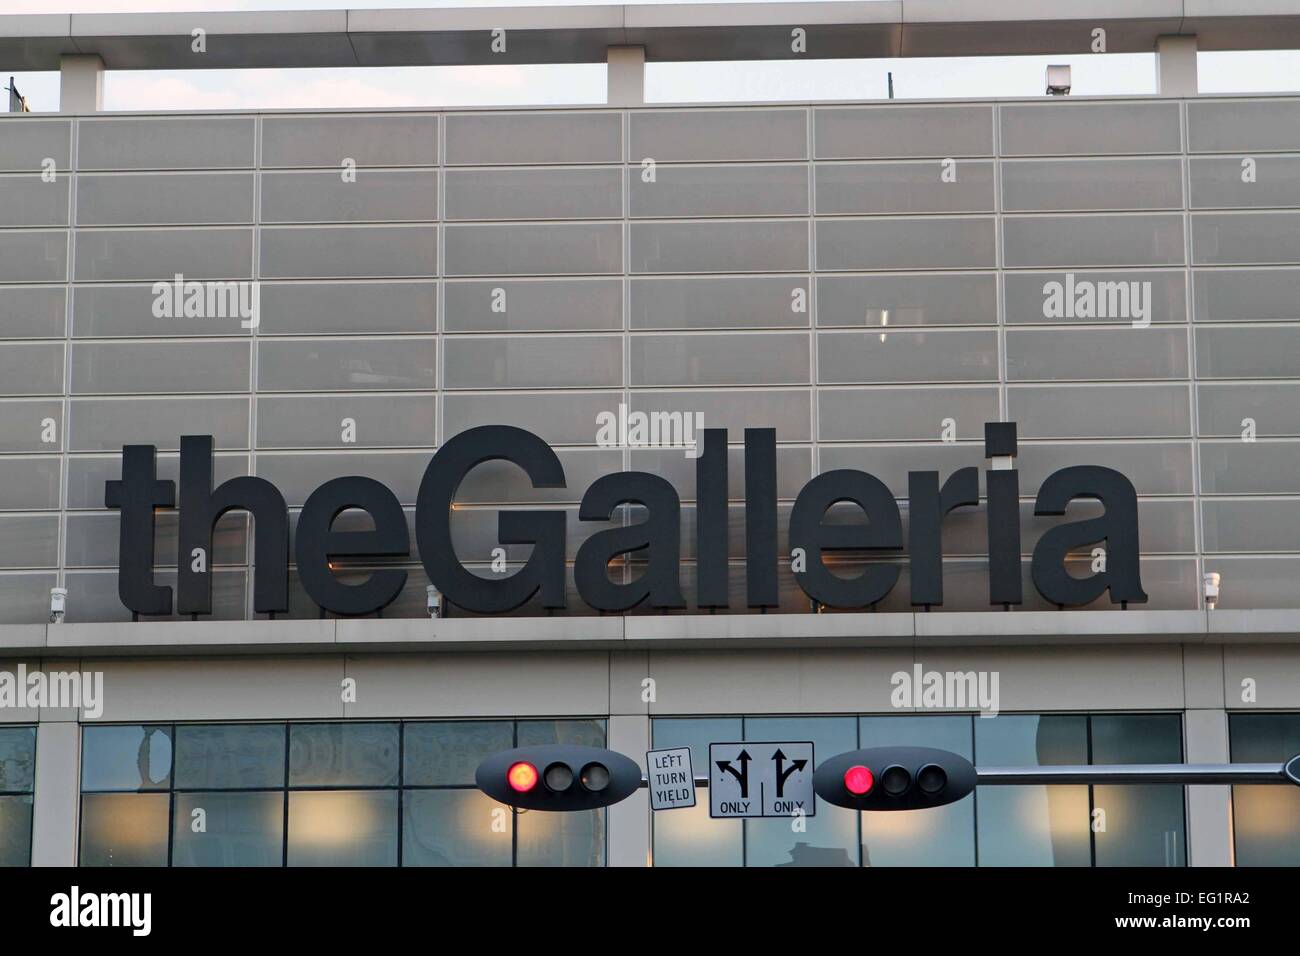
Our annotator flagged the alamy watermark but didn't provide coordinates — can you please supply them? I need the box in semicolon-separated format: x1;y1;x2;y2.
152;273;260;329
891;663;1000;717
0;664;103;718
1042;273;1151;328
595;403;704;458
50;886;150;936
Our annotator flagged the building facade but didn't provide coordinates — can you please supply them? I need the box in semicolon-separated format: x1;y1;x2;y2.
4;5;1300;866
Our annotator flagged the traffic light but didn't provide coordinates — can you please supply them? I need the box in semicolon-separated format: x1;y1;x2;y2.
814;746;976;811
476;744;642;811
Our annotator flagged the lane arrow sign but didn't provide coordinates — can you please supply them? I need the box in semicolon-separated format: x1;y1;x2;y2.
716;749;751;798
772;748;808;798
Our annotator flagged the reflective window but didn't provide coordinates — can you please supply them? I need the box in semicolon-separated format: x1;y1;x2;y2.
79;719;605;866
651;713;1184;867
1229;713;1300;866
0;726;35;866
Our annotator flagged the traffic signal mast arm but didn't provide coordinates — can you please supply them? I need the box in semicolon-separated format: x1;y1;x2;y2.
975;762;1290;786
637;761;1294;789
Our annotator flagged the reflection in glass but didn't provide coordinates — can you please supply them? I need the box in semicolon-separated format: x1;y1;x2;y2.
403;789;511;867
0;727;36;793
288;722;399;787
516;718;605;749
403;721;513;787
652;717;742;867
1091;714;1185;866
1093;784;1184;866
81;725;173;792
0;795;32;866
79;792;170;866
516;806;604;867
287;790;398;866
1230;713;1300;865
860;716;975;866
174;724;285;790
745;716;857;867
975;715;1090;866
172;791;284;867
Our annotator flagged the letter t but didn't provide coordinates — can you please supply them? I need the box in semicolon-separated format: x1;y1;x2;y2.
105;445;175;616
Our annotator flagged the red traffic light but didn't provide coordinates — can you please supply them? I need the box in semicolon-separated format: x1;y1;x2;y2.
507;761;539;793
843;764;874;795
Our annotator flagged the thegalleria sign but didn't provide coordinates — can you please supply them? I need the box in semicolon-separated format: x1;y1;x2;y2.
105;422;1147;618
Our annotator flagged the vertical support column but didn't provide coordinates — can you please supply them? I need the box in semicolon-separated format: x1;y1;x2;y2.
607;46;645;108
31;719;80;866
607;650;650;866
1183;644;1233;866
1156;36;1198;97
59;55;104;113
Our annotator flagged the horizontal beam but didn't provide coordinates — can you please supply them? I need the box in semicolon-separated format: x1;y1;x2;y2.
0;608;1297;657
976;762;1288;785
654;763;1294;788
5;2;1300;72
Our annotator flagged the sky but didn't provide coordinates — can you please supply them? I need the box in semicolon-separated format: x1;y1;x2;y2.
6;0;1300;112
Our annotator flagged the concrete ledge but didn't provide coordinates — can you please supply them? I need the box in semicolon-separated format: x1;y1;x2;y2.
4;1;1300;71
6;608;1300;657
335;615;625;651
624;611;914;648
47;619;335;654
1208;609;1300;642
915;609;1208;647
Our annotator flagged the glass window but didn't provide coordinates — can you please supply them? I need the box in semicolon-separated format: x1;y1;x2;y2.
974;715;1091;866
402;789;510;867
81;725;173;792
0;728;35;867
517;807;607;867
172;792;284;867
1229;713;1300;866
79;793;170;867
1090;715;1185;867
859;716;975;866
0;726;36;793
174;724;285;790
744;717;858;868
78;719;607;866
403;721;512;787
0;795;33;867
286;790;399;867
288;722;399;788
652;718;743;867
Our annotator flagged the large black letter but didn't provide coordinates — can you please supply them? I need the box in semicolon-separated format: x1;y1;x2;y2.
695;428;729;609
789;470;902;609
575;473;685;612
105;445;175;616
1031;465;1148;606
296;477;409;616
178;435;288;615
744;428;779;608
416;425;566;614
908;467;979;607
985;422;1023;605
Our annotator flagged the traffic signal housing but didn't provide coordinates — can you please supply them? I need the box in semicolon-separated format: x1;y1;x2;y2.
814;746;976;811
476;744;642;811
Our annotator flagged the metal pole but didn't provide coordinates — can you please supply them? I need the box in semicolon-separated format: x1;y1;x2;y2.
648;764;1292;788
976;762;1287;785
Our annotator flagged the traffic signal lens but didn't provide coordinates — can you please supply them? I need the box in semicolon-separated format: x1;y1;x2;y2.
580;762;610;792
881;764;911;796
917;763;947;794
544;762;575;792
843;765;874;795
507;761;539;793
